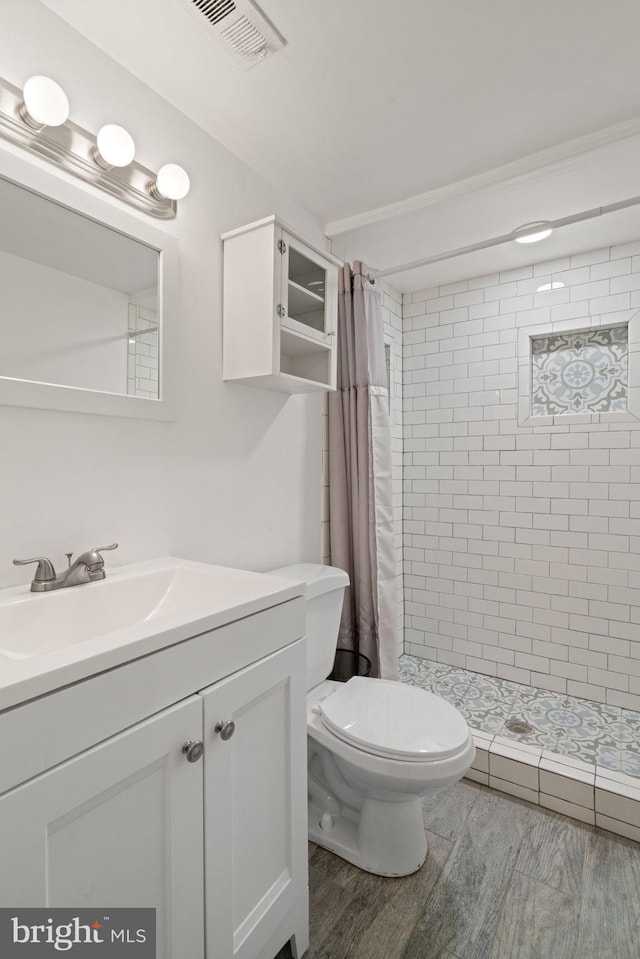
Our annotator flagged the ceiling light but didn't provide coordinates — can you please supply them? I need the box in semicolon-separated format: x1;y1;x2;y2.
536;281;565;292
94;124;136;169
513;221;553;244
20;75;69;128
151;163;190;201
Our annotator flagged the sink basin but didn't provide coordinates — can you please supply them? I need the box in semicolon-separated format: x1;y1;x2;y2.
0;557;305;709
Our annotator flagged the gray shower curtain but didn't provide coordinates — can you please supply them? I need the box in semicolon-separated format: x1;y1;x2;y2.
328;261;398;680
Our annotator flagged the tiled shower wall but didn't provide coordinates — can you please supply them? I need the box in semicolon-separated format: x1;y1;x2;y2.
402;240;640;711
322;281;404;656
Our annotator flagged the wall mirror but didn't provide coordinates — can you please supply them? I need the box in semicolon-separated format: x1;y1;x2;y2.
0;150;177;419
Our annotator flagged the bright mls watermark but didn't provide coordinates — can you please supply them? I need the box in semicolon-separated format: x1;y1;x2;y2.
0;909;155;956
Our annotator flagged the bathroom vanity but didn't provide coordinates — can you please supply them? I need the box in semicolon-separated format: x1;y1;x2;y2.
0;558;308;959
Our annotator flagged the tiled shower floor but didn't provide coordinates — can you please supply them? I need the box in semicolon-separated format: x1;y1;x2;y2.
399;655;640;779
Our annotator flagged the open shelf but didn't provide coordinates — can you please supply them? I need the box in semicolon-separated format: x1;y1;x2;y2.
280;327;332;387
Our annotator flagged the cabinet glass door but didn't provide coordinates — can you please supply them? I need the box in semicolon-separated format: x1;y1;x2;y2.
281;233;335;343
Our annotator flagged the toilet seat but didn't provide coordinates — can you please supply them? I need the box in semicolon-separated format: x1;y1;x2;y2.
319;676;470;762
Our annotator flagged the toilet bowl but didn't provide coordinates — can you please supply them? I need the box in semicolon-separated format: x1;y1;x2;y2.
269;563;475;877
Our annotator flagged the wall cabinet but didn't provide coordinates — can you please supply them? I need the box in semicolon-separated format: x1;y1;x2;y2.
223;215;340;393
0;602;308;959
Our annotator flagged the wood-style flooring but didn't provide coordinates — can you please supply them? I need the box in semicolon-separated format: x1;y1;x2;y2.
276;780;640;959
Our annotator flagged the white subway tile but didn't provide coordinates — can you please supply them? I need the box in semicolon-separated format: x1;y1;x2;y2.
539;762;594;807
540;793;595;825
595;780;640;827
465;768;490;786
596;814;640;842
489;744;540;789
590;258;631;280
489;776;539;804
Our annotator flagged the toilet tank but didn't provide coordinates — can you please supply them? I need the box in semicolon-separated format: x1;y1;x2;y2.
269;563;349;691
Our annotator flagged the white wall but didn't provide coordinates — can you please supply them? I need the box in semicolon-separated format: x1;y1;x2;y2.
403;241;640;710
0;0;326;587
0;250;129;393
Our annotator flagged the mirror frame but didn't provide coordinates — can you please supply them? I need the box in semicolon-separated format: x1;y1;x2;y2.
0;147;178;420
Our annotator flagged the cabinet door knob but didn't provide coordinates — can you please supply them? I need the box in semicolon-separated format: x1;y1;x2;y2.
182;740;204;763
215;720;236;741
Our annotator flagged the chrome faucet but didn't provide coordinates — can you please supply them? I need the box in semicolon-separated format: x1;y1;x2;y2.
13;544;118;592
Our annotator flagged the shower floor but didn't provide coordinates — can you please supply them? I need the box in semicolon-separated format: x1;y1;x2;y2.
399;654;640;840
399;654;640;776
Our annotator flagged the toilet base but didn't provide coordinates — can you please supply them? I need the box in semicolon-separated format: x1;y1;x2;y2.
308;795;428;877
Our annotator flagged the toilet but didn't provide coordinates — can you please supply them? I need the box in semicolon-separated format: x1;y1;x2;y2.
270;563;475;877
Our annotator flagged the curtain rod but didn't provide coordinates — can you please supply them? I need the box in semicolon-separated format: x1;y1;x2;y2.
366;192;640;281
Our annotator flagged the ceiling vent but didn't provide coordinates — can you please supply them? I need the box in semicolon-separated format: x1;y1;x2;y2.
177;0;286;68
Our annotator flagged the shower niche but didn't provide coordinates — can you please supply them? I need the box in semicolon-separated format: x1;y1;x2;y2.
222;215;340;393
518;312;640;426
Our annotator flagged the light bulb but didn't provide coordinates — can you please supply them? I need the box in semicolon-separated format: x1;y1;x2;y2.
21;75;69;128
95;124;135;168
536;281;565;292
513;221;553;244
154;163;190;200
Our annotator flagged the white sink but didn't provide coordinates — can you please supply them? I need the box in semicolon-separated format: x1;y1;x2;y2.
0;557;304;709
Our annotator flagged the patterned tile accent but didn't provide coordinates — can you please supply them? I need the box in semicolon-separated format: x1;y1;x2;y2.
399;654;640;780
531;325;627;416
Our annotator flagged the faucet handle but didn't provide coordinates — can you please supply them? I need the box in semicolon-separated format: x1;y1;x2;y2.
93;543;118;556
13;556;56;582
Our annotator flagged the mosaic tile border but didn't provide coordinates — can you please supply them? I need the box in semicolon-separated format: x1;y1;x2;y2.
400;655;640;842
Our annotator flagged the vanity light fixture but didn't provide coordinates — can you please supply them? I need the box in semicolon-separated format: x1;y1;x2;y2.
94;124;136;169
0;73;190;218
20;75;69;129
151;163;191;201
512;221;553;244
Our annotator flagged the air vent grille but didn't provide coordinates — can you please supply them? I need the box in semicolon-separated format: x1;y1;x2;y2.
179;0;286;69
222;15;267;58
191;0;236;26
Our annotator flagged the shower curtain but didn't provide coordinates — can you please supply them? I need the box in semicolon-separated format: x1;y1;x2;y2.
328;261;398;680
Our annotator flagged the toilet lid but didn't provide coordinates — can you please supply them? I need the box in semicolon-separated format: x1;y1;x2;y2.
319;677;470;761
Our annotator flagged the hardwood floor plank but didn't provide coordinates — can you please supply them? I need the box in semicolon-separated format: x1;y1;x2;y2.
291;782;640;959
343;830;452;959
402;788;537;959
304;834;450;959
488;870;578;959
514;807;590;897
421;780;483;842
577;829;640;959
306;863;353;953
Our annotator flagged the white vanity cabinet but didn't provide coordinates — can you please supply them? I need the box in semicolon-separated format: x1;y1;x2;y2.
202;641;307;959
0;696;206;957
0;596;308;959
222;215;340;393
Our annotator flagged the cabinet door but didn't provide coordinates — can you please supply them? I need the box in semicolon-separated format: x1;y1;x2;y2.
0;697;204;959
202;640;307;959
279;230;338;345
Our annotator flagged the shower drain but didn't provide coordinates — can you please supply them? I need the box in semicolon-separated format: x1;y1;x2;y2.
504;719;535;735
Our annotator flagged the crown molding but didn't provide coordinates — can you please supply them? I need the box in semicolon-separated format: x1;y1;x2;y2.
325;117;640;237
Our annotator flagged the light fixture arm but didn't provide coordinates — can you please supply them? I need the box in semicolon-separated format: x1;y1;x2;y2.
0;75;180;219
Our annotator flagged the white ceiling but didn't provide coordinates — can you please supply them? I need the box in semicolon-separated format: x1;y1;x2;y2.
41;0;640;291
